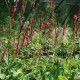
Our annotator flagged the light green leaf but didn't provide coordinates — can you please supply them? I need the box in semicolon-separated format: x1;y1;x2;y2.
58;75;68;80
0;74;5;79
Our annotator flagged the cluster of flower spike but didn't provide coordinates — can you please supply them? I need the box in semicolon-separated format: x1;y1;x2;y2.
43;0;55;34
22;19;35;46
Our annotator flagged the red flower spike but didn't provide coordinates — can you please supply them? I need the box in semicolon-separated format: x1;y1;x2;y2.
55;31;60;44
73;14;78;20
26;27;28;32
11;18;14;25
49;26;54;34
22;28;29;46
22;36;25;46
50;4;55;18
62;24;66;35
45;18;50;27
43;27;46;35
11;0;18;25
16;41;20;55
76;30;78;36
76;26;80;37
2;23;5;32
24;34;29;43
31;29;35;37
15;0;18;7
11;6;17;13
50;0;53;6
74;34;76;41
40;17;43;30
73;14;78;31
78;13;80;18
1;47;7;62
27;19;35;28
22;33;29;46
40;21;43;30
11;0;18;14
22;19;35;46
51;8;54;17
32;0;36;9
31;19;35;25
40;11;44;17
28;23;32;28
3;47;7;53
20;0;25;18
44;18;50;35
52;20;55;25
22;33;26;46
40;12;44;30
1;54;5;62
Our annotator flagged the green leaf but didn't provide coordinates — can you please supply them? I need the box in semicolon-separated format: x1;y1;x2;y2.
4;52;9;65
58;75;68;80
0;74;5;79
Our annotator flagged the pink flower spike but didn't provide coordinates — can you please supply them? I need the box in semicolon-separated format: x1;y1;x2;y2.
62;24;66;35
40;17;43;30
31;30;33;36
52;20;55;25
73;14;78;31
49;26;54;34
1;47;7;62
73;14;78;20
11;6;17;13
3;47;7;54
55;31;60;44
45;18;50;27
32;0;36;9
2;23;5;32
50;0;53;6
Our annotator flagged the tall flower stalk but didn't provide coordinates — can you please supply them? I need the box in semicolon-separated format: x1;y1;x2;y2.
44;18;50;34
50;0;53;6
32;0;36;9
21;18;35;46
22;31;29;46
16;41;20;55
73;14;78;40
49;2;55;19
2;23;5;32
73;14;78;31
11;0;18;25
50;6;55;18
1;47;7;61
62;24;66;35
49;20;55;34
76;25;80;37
40;12;44;30
20;0;25;26
55;31;60;44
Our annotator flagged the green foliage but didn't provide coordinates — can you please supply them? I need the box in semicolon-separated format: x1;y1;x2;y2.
0;0;80;79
